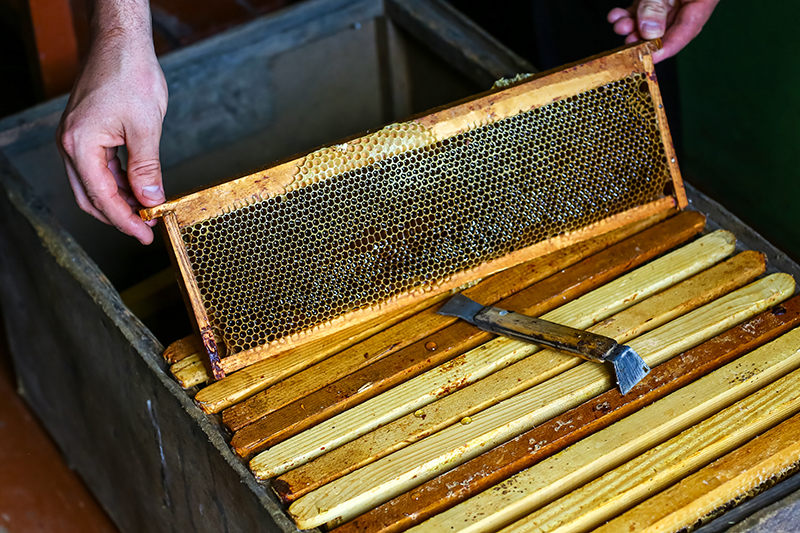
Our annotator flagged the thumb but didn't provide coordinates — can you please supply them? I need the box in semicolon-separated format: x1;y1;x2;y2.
637;0;671;39
126;123;165;207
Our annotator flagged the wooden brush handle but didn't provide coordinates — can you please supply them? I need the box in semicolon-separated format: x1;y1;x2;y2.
472;307;617;362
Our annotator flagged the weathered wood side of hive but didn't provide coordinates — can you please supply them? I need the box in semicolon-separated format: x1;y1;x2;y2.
0;153;296;531
0;0;533;531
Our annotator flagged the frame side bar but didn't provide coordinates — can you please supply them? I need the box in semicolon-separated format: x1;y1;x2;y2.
642;51;687;208
162;212;225;380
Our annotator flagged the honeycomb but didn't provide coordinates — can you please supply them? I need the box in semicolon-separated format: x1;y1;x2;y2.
288;122;436;193
181;73;670;355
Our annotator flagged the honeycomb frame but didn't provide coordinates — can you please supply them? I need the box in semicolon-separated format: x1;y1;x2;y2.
143;41;685;379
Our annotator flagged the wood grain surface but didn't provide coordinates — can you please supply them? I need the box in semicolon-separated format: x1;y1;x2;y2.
275;251;766;503
413;323;800;533
596;413;800;533
170;355;207;389
336;295;800;533
499;360;800;533
289;274;793;529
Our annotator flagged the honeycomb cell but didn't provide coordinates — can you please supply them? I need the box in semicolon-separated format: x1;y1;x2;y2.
181;73;670;355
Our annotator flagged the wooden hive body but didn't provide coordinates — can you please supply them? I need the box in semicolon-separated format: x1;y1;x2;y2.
151;40;800;533
3;2;800;527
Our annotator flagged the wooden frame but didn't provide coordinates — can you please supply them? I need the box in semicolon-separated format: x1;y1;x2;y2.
141;40;686;379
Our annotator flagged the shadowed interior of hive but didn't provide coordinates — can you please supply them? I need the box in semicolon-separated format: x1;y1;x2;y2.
180;72;670;355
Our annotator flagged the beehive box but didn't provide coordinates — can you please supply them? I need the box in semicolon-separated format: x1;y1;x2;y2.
1;1;799;532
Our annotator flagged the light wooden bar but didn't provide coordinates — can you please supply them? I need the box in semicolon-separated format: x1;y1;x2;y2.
230;213;705;454
275;251;766;502
252;230;736;481
289;274;794;529
411;324;800;533
170;355;207;389
337;296;800;533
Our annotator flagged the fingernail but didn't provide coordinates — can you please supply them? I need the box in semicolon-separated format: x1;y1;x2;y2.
142;185;164;201
640;21;663;37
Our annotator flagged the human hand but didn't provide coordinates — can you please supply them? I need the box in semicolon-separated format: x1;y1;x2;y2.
607;0;720;63
57;19;168;245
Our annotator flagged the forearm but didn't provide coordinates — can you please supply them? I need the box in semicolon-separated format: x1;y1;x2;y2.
88;0;156;70
72;0;165;121
92;0;152;39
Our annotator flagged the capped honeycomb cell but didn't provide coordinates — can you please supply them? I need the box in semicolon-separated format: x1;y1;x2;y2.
180;73;670;356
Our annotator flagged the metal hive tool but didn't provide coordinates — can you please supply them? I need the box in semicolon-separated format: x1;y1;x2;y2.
142;41;686;379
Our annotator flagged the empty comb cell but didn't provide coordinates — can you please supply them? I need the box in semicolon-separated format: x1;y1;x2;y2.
142;41;685;379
